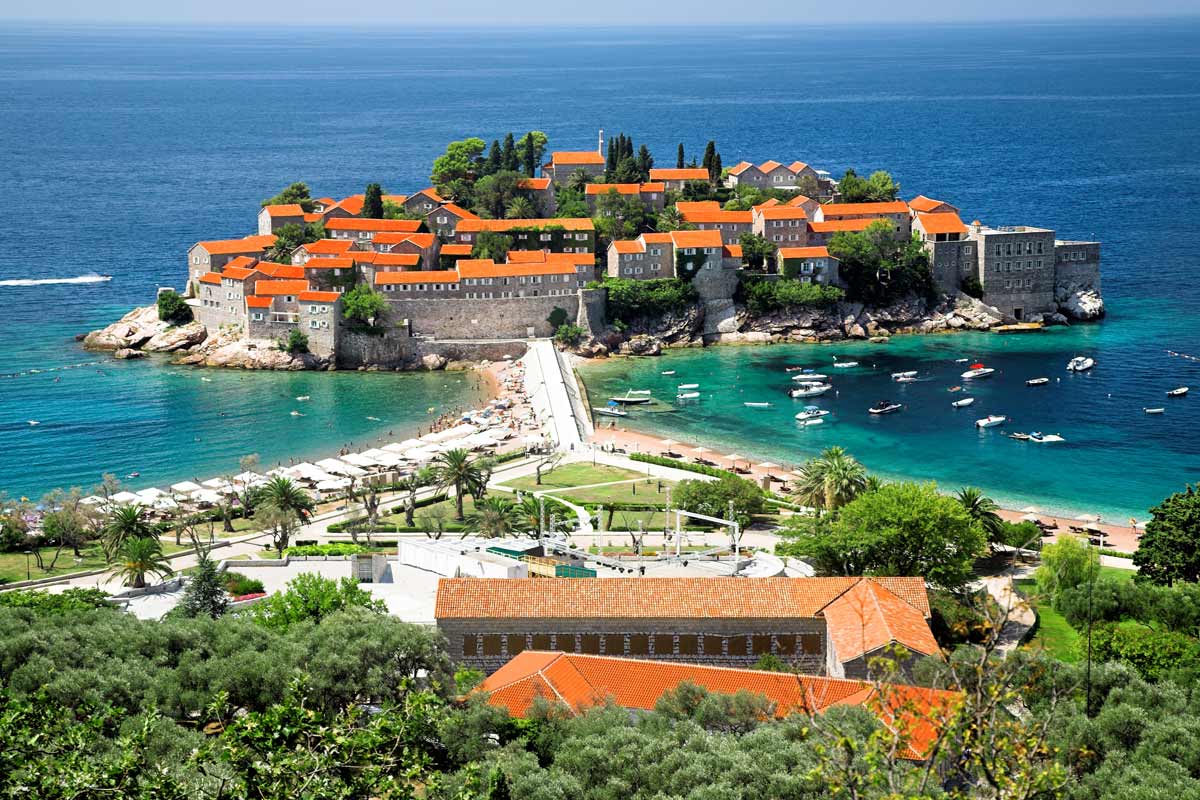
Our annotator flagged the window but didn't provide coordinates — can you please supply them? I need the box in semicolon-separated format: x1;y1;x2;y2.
623;254;632;262
482;635;502;656
602;634;624;655
994;244;1002;256
436;216;447;224
703;635;724;655
575;233;587;241
964;245;972;254
506;634;525;655
1005;280;1011;289
251;312;263;321
555;634;576;652
539;233;552;241
309;320;318;329
653;634;674;655
462;635;478;657
1005;243;1012;256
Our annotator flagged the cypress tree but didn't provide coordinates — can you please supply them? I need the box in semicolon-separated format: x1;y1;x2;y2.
178;555;229;619
606;137;618;175
501;132;518;171
637;144;654;181
677;143;685;169
711;152;723;182
362;183;384;218
485;140;502;175
702;140;716;175
523;134;536;177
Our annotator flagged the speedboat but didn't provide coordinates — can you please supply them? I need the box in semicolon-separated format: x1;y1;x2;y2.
1029;432;1065;443
290;410;305;417
801;418;825;426
954;358;970;364
609;393;651;405
975;414;1007;428
1168;386;1189;397
677;383;699;390
961;363;995;379
951;397;976;408
627;389;652;395
795;406;830;421
1144;407;1165;414
896;376;920;383
833;361;859;369
744;402;772;408
1066;356;1095;372
593;406;628;418
792;372;830;381
1026;378;1049;386
661;370;676;376
27;420;39;426
868;401;902;415
295;395;310;401
790;383;832;398
1009;432;1031;441
948;385;963;392
784;366;806;372
891;371;918;380
676;391;700;401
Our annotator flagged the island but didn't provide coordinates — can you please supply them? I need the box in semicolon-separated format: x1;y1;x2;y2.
85;130;1103;369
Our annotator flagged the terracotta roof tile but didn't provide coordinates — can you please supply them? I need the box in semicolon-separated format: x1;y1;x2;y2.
197;272;222;285
756;206;809;220
220;266;257;281
669;229;726;249
440;243;474;256
435;203;479;220
373;231;436;247
758;159;783;173
787;194;816;208
915;212;967;236
223;255;257;271
585;182;665;195
263;203;304;217
457;258;577;279
723;244;743;258
245;296;272;308
375;270;460;285
551;150;605;165
298;290;340;302
727;161;754;176
611;239;645;255
298;239;355;255
907;195;955;214
821;200;910;217
254;262;305;279
410;187;446;204
253;279;309;296
649;168;710;181
517;177;552;191
193;235;276;256
458;218;594;233
333;195;365;215
821;580;941;663
325;218;422;233
675;201;721;214
778;246;831;259
304;256;354;269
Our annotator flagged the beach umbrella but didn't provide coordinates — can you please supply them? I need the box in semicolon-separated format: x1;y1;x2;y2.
1021;505;1039;514
1075;513;1098;522
757;461;780;470
1021;513;1041;522
660;439;678;447
725;453;746;463
1084;522;1103;532
692;446;711;455
110;491;141;505
170;480;202;495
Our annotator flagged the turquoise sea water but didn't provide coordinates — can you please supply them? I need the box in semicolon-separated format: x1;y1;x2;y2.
2;20;1199;506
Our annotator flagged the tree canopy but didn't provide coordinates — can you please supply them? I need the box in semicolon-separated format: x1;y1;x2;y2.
261;182;315;212
837;169;900;203
1133;484;1200;585
828;220;936;305
341;283;388;324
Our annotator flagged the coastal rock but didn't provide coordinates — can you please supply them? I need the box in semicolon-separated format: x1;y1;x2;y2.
113;348;145;360
83;305;164;351
1043;312;1070;327
143;321;207;352
421;353;448;371
618;335;662;356
181;334;329;370
1059;289;1105;321
846;323;867;339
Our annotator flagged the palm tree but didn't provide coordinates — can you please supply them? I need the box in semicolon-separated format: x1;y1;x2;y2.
794;447;868;515
261;476;314;523
514;495;544;535
655;205;684;232
566;168;591;193
956;486;1006;548
505;196;535;219
465;497;521;538
110;537;172;589
399;467;434;527
103;505;154;559
433;449;483;521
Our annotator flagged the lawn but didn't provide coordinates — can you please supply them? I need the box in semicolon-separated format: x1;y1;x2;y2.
0;540;190;585
1015;578;1080;661
502;464;675;506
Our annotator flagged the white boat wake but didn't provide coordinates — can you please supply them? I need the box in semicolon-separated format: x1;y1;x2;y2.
0;274;112;287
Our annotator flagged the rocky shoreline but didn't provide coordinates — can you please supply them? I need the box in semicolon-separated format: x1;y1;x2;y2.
573;289;1104;358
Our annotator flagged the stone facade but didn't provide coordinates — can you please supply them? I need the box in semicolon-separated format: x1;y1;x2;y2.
385;292;583;339
968;223;1057;320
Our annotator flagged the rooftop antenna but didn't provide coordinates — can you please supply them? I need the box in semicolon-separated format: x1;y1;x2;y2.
598;128;604;156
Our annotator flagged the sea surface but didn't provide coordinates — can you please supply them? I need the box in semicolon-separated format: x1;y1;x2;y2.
2;20;1199;509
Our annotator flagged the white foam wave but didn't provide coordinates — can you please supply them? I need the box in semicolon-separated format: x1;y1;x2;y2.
0;274;111;287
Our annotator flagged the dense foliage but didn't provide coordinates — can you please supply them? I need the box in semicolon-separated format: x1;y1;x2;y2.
672;474;765;528
738;275;844;315
342;283;388;324
156;289;192;324
1132;483;1200;584
261;181;315;212
597;277;698;324
836;169;900;203
828;220;937;305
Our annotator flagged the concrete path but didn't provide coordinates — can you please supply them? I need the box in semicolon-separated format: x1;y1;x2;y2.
523;340;585;451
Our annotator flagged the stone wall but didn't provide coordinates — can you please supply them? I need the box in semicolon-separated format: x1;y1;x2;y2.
439;616;830;675
384;293;582;339
577;288;607;338
336;326;528;370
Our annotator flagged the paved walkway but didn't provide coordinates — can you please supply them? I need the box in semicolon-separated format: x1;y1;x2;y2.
524;340;585;451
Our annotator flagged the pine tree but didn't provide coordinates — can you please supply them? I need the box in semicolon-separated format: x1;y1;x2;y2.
677;143;685;169
501;132;518;171
523;134;536;177
636;144;654;181
362;183;384;219
178;554;228;619
485;140;502;175
487;769;512;800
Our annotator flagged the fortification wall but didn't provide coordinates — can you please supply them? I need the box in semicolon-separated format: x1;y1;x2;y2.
385;294;581;339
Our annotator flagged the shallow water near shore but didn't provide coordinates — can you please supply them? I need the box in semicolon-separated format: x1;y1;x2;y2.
578;322;1200;521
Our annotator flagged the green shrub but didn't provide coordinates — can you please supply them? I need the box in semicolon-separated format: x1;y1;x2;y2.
554;324;585;347
929;589;996;646
156;290;192;324
961;275;984;299
0;588;112;612
547;306;569;329
286;543;370;557
594;277;698;323
221;572;265;597
629;452;735;480
738;275;844;315
280;329;309;354
1085;622;1200;681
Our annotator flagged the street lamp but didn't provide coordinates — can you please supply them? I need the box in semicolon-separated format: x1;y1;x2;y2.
23;550;31;581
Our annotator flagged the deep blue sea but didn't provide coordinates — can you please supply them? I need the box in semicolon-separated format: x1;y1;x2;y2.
1;21;1198;513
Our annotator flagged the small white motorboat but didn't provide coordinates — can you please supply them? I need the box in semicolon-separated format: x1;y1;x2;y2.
609;393;652;405
975;414;1007;428
366;416;381;421
27;420;39;426
792;373;830;381
677;391;700;401
868;401;902;415
1029;432;1064;443
790;383;832;398
627;389;652;395
951;397;976;408
661;370;676;376
200;377;213;382
744;402;772;408
1168;386;1189;397
1067;356;1095;372
290;410;305;417
891;370;918;380
795;406;830;421
1026;378;1049;386
896;376;920;383
833;361;859;369
801;418;825;426
678;383;699;390
295;395;310;401
961;363;995;379
593;406;628;418
954;358;970;363
1144;407;1165;415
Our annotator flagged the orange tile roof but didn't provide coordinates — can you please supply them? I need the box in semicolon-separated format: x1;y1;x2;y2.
669;229;726;249
304;256;354;269
358;252;421;268
315;197;336;208
382;194;408;205
585;182;664;196
457;217;594;233
551;150;605;165
753;198;781;210
915;212;967;235
303;212;324;224
298;290;340;303
253;279;309;296
333;195;365;215
479;652;959;760
727;161;754;176
756;206;809;220
649;168;709;181
907;195;955;213
410;187;446;204
641;233;673;244
198;272;223;285
223;255;257;271
325;218;422;233
299;239;355;255
787;161;811;173
194;235;276;256
504;250;590;266
373;231;436;247
263;203;304;217
778;246;831;259
245;296;273;308
675;201;721;214
254;262;305;279
611;239;645;255
821;200;910;217
221;266;257;281
440;243;474;256
809;218;885;233
758;159;783;173
723;244;743;258
517;177;551;191
375;270;460;285
457;258;576;279
680;209;752;224
435;577;929;619
787;194;815;207
821;580;941;663
435;203;479;220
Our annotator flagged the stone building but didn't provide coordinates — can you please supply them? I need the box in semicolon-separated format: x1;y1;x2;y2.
678;207;753;245
425;203;478;239
913;212;975;294
817;201;911;238
434;576;938;678
516;177;557;216
806;217;882;247
966;222;1057;320
403;188;445;217
585;182;667;213
753;205;809;246
257;204;306;235
777;246;840;284
186;235;276;288
725;160;819;189
908;195;960;216
456;218;596;254
371;231;440;270
325;217;423;244
606;232;674;279
648;167;711;191
292;238;356;264
543;150;606;183
194;265;261;330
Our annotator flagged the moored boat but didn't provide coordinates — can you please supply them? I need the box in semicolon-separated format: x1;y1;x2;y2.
795;406;830;421
790;383;832;398
1168;386;1189;397
609;393;651;405
951;397;976;408
593;406;628;418
1144;407;1165;414
891;370;918;380
661;370;676;376
1029;432;1065;443
1026;377;1049;386
1066;356;1095;372
801;418;825;426
677;383;699;390
676;391;700;401
1009;432;1031;441
743;402;772;408
833;361;859;369
961;363;995;380
975;414;1007;428
868;401;902;415
792;372;830;381
627;389;651;395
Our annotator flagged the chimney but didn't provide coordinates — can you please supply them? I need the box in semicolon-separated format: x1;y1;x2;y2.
598;128;604;156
